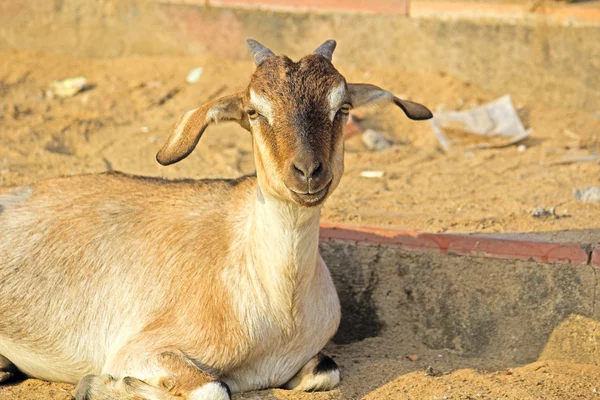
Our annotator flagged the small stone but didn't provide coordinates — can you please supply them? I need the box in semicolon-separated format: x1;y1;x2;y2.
140;126;150;133
407;354;419;361
425;366;442;377
518;144;526;152
362;129;392;151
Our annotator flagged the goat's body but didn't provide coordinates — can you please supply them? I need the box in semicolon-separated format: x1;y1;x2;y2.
0;172;340;392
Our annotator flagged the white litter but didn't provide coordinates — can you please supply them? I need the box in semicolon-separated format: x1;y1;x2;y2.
50;76;89;98
186;67;204;84
362;129;392;151
359;171;385;178
573;187;600;203
429;95;531;152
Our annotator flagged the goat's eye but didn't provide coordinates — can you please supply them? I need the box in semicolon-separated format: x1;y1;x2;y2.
338;104;352;115
247;109;259;119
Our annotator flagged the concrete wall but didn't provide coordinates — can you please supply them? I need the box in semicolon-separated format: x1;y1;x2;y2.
1;0;598;111
321;240;600;365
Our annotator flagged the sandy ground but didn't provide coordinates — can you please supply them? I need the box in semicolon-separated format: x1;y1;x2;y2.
1;51;599;399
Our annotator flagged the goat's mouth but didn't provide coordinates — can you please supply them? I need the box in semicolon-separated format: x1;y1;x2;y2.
288;181;331;207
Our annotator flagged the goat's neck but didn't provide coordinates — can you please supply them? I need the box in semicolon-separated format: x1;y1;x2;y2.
244;185;322;309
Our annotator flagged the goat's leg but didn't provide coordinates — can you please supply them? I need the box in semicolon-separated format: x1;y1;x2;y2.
74;350;230;400
282;352;340;392
0;355;17;384
73;374;179;400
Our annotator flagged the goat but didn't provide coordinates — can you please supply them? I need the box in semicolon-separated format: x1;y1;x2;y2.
0;39;432;400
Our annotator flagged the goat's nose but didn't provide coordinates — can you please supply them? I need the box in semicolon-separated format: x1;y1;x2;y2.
292;159;322;182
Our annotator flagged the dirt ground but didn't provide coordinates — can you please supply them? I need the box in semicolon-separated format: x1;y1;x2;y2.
1;51;599;399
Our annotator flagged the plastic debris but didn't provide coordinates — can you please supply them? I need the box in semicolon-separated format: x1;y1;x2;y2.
49;77;89;98
186;67;204;84
531;207;557;219
429;95;530;152
573;187;600;203
359;171;385;178
362;129;392;151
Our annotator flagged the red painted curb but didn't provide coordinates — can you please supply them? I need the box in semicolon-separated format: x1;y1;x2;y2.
320;222;594;266
161;0;409;14
592;247;600;267
160;0;600;24
411;1;600;24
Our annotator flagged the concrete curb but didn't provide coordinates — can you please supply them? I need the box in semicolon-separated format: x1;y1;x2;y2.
160;0;600;25
161;0;410;14
320;222;599;266
410;1;600;25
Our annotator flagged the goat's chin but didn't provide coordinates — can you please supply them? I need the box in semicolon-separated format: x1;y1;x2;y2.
287;185;330;208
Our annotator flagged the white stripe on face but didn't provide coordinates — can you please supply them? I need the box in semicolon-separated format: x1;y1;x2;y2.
249;89;274;122
327;82;347;121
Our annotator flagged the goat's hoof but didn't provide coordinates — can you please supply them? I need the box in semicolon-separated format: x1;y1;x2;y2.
0;370;16;384
284;353;340;392
189;381;231;400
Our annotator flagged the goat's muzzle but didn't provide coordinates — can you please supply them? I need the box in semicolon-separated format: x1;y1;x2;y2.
286;155;333;207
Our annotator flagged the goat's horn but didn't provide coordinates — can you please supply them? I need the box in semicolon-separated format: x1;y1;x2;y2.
313;40;336;61
246;39;275;66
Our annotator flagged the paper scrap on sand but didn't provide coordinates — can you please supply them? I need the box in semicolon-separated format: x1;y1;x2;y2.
429;95;531;152
49;76;88;98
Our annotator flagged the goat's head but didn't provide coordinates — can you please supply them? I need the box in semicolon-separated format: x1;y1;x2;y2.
157;39;432;207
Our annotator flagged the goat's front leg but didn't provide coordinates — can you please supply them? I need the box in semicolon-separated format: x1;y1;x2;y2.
283;352;340;392
0;355;18;384
74;350;230;400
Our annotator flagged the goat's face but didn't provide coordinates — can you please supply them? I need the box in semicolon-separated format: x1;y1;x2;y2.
156;39;433;208
245;54;347;206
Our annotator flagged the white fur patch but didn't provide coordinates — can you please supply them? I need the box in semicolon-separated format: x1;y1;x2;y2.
328;82;347;121
189;382;230;400
249;89;273;121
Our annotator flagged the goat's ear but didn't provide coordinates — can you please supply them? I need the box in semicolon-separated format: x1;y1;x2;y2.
157;93;245;166
348;83;433;121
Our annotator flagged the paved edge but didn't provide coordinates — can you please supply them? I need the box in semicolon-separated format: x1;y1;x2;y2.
320;222;599;266
159;0;600;25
